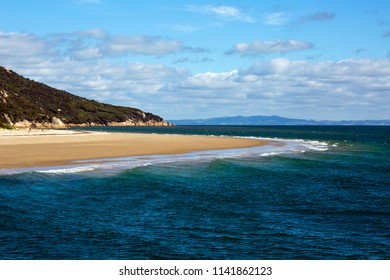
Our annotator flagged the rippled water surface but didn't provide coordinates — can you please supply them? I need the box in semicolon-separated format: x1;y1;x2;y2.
0;126;389;259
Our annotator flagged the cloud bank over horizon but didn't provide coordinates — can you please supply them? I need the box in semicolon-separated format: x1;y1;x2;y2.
1;1;389;120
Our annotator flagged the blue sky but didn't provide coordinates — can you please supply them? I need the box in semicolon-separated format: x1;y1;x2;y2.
1;0;389;120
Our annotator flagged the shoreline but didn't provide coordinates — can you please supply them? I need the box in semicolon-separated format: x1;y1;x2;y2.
0;129;269;169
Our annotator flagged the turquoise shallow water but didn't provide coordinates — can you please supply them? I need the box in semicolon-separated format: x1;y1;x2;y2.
0;126;389;259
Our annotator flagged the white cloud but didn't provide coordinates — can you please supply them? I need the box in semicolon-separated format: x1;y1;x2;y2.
0;32;54;62
188;5;255;23
180;70;239;90
1;30;389;120
70;31;205;57
1;29;204;60
75;28;107;39
227;40;314;56
262;12;290;26
102;35;185;56
164;58;390;119
72;47;102;60
0;30;190;113
237;58;390;119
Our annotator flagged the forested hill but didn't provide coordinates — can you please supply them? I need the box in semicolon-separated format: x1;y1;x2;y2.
0;66;171;128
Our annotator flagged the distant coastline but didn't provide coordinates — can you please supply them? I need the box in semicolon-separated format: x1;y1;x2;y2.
169;115;390;126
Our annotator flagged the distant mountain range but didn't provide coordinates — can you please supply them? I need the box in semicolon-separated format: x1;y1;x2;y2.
0;66;171;128
169;115;390;126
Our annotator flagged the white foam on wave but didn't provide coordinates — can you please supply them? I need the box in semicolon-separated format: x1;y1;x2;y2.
260;152;285;157
38;165;101;174
291;139;329;151
0;137;330;176
246;136;329;152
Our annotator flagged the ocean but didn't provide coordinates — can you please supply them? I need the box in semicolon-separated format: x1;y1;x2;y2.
0;126;389;259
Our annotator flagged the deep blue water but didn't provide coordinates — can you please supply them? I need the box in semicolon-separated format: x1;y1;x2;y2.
0;126;389;259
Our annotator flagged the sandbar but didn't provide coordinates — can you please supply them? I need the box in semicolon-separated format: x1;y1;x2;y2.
0;129;268;169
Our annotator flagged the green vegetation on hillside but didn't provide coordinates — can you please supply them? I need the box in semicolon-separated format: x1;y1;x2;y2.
0;66;166;128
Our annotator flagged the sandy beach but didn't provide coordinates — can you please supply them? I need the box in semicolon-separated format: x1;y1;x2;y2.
0;129;268;169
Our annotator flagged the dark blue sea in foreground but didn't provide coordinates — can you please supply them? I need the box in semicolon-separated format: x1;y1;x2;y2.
1;126;389;259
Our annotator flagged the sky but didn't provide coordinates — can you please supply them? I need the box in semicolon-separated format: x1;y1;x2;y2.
1;0;389;120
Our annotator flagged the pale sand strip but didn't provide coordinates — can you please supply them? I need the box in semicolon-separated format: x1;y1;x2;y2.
0;130;268;169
